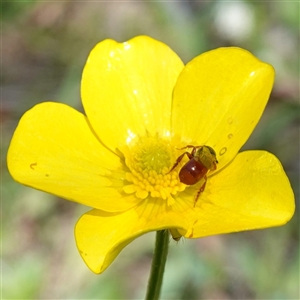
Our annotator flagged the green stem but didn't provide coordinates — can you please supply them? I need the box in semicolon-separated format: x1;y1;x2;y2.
145;230;170;300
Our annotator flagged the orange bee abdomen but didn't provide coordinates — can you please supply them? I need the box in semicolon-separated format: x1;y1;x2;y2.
179;158;208;185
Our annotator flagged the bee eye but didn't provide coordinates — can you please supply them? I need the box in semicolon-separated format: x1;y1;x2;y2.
207;146;216;156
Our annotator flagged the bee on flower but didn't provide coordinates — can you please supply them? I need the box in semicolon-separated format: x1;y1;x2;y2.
7;36;295;274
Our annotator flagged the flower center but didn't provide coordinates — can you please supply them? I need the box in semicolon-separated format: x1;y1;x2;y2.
122;136;186;205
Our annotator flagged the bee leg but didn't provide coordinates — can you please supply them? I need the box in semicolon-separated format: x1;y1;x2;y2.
167;152;193;174
194;176;207;207
177;145;199;156
212;161;218;171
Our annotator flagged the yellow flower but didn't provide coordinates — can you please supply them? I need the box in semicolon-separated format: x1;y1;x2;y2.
7;36;295;274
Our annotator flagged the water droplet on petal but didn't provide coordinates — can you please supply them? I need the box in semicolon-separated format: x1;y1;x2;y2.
219;147;227;156
227;117;233;124
228;133;233;139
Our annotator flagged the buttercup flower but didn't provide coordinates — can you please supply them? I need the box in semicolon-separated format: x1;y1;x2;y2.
7;36;295;274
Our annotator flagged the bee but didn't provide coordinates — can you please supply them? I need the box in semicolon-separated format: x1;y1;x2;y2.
169;145;218;206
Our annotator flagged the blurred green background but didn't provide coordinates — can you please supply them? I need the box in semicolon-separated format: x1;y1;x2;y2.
2;1;299;299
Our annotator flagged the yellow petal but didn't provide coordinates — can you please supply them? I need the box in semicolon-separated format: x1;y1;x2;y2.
177;150;295;238
7;102;141;212
75;150;294;273
81;36;184;152
75;199;187;274
172;47;275;169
